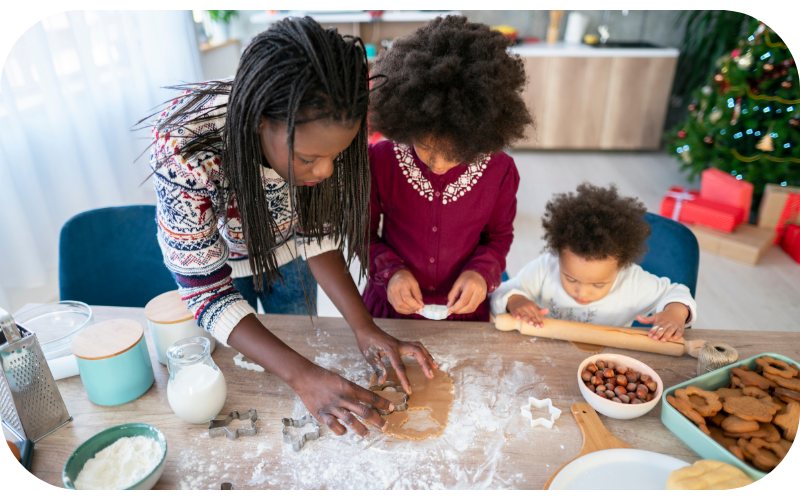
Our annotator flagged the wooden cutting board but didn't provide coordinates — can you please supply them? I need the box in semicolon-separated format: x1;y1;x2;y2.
543;402;632;489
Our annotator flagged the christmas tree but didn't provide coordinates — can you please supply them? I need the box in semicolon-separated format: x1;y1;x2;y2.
666;20;799;202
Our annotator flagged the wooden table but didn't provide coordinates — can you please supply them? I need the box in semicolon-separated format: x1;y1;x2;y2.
27;306;800;489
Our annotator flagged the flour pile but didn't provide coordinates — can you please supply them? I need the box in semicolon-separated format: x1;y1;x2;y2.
74;436;162;490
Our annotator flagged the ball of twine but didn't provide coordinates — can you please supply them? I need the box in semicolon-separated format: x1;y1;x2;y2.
697;342;738;375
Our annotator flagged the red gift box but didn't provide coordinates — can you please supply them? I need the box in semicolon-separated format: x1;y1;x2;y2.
660;186;745;233
701;168;754;222
781;224;800;264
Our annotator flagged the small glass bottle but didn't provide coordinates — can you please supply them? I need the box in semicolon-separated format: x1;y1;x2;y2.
166;337;226;424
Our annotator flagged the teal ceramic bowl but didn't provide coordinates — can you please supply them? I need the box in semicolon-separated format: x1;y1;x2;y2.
74;335;155;406
63;423;167;490
661;352;798;481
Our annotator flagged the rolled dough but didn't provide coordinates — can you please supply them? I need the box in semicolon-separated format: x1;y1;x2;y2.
368;365;454;440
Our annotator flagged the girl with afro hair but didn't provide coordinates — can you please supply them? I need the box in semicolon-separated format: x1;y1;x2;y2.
363;15;533;322
490;183;697;342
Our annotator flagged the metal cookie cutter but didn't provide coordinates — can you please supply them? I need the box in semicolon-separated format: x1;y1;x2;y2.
520;396;562;429
281;414;320;452
208;409;258;440
367;380;409;415
220;483;234;490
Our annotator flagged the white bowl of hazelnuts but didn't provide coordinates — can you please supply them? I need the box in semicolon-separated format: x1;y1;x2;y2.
578;354;664;420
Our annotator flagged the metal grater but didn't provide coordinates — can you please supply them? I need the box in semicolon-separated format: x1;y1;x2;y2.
1;307;73;442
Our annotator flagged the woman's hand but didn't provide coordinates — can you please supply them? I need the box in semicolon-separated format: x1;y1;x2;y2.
447;271;487;315
506;294;550;328
354;323;437;394
292;363;394;436
387;269;425;315
637;302;690;342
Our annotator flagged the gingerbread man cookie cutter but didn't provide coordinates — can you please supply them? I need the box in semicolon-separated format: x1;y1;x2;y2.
208;409;258;440
521;396;562;428
367;380;409;415
281;414;320;452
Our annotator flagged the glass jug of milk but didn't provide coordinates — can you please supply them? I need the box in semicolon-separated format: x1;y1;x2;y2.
166;336;227;424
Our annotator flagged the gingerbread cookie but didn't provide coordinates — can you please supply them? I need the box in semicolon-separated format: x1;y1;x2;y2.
731;368;776;391
709;425;738;449
778;439;793;454
742;438;787;471
723;396;779;422
676;386;723;417
666;459;753;490
763;371;800;392
756;356;799;379
729;445;745;461
668;395;706;427
724;422;781;443
742;386;770;399
775;387;800;403
773;401;799;442
722;415;760;433
715;387;743;401
709;412;727;427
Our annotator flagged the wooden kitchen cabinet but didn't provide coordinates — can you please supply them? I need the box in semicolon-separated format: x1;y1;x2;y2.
514;47;678;150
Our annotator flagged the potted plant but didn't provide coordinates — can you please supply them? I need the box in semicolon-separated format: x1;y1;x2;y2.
205;10;238;44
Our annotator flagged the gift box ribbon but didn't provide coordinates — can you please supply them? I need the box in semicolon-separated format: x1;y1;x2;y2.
665;188;696;221
775;193;800;244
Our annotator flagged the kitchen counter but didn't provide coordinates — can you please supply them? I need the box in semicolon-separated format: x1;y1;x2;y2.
511;41;679;58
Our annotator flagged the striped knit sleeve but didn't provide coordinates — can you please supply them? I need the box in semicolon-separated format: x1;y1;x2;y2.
150;95;255;346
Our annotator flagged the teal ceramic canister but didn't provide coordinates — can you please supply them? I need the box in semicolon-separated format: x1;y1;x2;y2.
71;319;155;406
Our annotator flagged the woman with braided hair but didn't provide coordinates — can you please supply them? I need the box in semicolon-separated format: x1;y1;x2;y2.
145;17;435;437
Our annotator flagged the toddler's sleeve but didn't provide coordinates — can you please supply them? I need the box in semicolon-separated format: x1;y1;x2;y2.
629;267;697;327
489;255;547;317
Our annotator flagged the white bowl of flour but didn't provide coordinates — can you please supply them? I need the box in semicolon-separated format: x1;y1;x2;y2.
63;423;167;490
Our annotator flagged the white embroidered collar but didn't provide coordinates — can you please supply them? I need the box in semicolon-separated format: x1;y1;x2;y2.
394;144;490;204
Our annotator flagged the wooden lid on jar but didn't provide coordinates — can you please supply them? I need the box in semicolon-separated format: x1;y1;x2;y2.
144;290;193;325
71;319;144;360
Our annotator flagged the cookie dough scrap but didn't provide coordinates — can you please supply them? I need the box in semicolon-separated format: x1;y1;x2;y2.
667;459;753;490
368;365;454;440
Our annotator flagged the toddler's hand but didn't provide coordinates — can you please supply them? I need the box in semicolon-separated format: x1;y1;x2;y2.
506;294;550;328
447;271;487;315
387;270;425;315
636;303;690;342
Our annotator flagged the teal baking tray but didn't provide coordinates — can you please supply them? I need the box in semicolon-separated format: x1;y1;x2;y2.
661;352;798;481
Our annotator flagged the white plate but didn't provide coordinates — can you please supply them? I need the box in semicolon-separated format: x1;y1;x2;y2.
550;449;689;490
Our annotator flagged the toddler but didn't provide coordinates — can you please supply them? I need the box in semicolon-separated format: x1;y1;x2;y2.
490;183;696;342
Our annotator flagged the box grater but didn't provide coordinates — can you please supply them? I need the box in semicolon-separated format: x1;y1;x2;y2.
1;307;73;442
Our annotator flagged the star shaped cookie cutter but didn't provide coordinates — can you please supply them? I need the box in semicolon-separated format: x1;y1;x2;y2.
233;352;265;372
208;409;258;440
367;380;409;415
520;397;562;429
282;414;320;452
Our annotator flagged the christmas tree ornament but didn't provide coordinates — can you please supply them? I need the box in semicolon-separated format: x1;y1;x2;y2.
688;103;697;112
710;108;723;124
702;85;713;96
680;148;692;163
763;63;774;72
703;136;714;145
789;118;799;127
737;52;754;70
782;80;792;89
677;130;687;138
731;98;742;124
714;73;724;83
756;134;774;152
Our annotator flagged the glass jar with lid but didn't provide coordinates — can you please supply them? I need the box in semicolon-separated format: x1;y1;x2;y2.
166;337;226;424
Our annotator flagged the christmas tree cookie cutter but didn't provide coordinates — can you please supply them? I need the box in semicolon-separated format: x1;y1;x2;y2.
281;414;320;452
208;409;258;440
521;396;562;429
233;352;265;372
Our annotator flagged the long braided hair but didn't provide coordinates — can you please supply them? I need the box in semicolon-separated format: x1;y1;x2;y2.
144;17;372;294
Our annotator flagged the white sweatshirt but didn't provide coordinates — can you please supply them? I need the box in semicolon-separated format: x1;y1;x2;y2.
490;253;697;327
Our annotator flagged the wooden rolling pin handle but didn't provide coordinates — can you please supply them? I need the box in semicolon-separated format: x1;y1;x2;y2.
683;339;705;358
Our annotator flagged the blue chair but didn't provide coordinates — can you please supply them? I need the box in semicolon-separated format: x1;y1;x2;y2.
632;212;699;327
59;205;178;307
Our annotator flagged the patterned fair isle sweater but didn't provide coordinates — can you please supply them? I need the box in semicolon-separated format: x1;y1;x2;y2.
150;84;338;346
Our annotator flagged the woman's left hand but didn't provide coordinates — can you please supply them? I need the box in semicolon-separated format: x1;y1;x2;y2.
447;271;487;315
354;324;438;394
636;303;690;342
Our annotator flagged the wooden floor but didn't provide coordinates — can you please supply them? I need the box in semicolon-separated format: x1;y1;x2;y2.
318;150;800;332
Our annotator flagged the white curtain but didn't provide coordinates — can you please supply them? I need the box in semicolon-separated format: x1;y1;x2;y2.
0;11;203;309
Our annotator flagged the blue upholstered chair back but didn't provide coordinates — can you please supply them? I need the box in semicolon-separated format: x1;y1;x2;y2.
59;205;177;307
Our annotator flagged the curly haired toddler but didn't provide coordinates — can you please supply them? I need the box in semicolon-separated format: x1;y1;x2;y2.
490;183;697;342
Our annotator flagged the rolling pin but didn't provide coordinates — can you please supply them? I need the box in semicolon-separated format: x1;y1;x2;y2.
494;313;705;357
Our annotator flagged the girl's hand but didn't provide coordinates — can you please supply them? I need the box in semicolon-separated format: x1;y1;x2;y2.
637;303;690;342
506;294;550;328
447;271;487;315
292;364;394;437
387;270;425;315
354;324;437;394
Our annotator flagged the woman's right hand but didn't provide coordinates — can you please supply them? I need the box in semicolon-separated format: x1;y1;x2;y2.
292;363;395;437
386;269;425;315
506;294;550;328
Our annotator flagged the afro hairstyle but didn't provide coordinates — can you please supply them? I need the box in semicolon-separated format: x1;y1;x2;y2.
541;183;651;268
368;15;533;164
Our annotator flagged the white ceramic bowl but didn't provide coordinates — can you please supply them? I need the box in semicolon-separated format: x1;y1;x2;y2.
577;353;663;420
